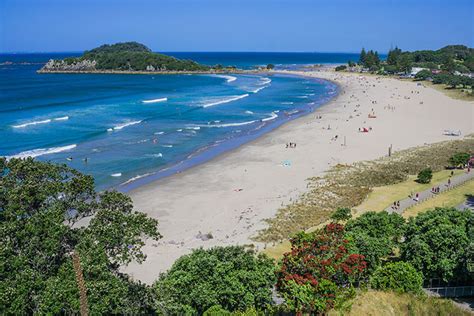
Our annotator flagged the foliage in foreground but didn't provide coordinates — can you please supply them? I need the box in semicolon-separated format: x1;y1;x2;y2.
345;211;406;272
369;262;423;294
153;246;276;315
276;224;366;314
0;158;161;314
416;168;433;184
401;208;473;282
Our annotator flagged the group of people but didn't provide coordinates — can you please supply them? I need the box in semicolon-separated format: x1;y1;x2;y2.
391;200;401;210
286;142;297;148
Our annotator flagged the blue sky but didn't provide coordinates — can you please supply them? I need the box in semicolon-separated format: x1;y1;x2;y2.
1;0;473;53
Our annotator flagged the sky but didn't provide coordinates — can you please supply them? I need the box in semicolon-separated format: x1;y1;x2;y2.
1;0;473;53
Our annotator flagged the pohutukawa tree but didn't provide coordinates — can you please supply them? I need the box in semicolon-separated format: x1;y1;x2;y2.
276;223;366;315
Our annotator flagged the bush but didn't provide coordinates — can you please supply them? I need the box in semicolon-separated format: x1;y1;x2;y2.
401;208;473;282
414;69;431;80
153;246;275;314
335;65;347;71
370;262;423;294
449;152;470;168
330;207;352;222
276;224;366;314
266;63;275;70
416;168;432;184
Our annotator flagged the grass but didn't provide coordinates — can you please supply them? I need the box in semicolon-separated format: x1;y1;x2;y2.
403;179;474;219
255;136;474;244
424;81;474;101
354;169;465;213
328;290;473;316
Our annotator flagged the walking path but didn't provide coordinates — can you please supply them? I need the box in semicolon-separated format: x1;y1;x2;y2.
386;170;474;214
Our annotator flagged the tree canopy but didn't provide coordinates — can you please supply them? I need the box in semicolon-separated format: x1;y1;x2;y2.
153;246;276;314
0;157;161;314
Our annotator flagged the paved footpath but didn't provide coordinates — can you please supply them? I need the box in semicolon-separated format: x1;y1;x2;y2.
385;170;474;214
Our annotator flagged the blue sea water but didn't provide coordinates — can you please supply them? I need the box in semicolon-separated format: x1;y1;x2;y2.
0;52;347;190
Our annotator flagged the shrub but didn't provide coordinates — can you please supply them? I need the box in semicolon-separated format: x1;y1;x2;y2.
330;207;352;222
335;65;347;71
276;224;366;314
401;208;473;282
416;168;432;184
414;69;432;80
153;246;275;314
266;63;275;70
370;262;423;294
449;152;470;168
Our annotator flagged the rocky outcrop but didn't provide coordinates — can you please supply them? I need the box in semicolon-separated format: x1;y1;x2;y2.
39;59;97;72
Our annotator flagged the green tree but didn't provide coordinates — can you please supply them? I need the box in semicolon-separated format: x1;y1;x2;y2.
387;47;402;65
415;69;432;80
370;262;423;294
401;208;473;282
276;224;366;314
335;65;347;71
416;168;433;184
330;207;352;222
397;54;413;74
345;211;406;272
0;158;161;314
266;64;275;70
153;246;276;314
359;48;367;66
449;152;471;168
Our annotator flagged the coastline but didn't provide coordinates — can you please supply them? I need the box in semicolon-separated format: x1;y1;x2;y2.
122;69;474;284
37;69;261;75
118;73;339;192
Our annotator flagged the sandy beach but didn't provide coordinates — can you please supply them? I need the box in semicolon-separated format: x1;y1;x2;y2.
123;69;474;284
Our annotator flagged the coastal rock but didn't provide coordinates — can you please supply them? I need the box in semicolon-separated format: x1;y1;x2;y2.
40;59;97;72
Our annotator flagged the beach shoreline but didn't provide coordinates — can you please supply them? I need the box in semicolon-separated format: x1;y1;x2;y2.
123;69;474;284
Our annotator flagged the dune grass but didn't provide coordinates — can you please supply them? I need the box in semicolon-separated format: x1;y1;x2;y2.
403;179;474;219
255;136;474;244
328;290;472;316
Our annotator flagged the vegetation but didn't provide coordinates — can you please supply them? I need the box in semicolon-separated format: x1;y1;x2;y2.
0;158;161;314
401;208;473;282
345;211;405;272
330;207;352;222
256;136;474;243
276;224;366;314
449;152;471;168
53;41;211;72
416;168;433;184
266;63;275;70
335;65;347;71
369;262;423;294
153;246;275;314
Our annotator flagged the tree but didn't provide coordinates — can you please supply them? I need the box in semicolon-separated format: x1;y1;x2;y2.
370;262;423;294
416;168;433;184
335;65;347;71
153;246;275;314
266;64;275;70
387;47;402;65
348;60;356;67
276;224;366;314
330;207;352;222
449;152;471;168
397;54;413;74
415;69;432;80
345;211;405;272
0;158;161;314
359;48;367;66
401;208;473;282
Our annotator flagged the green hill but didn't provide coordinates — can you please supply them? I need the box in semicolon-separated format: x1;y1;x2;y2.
39;41;210;72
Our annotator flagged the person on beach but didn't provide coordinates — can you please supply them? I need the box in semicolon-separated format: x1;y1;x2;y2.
448;179;451;186
414;193;419;202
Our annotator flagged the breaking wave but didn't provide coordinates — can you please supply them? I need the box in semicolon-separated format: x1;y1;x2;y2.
107;120;142;132
201;94;249;108
12;116;69;128
142;97;167;104
6;144;77;159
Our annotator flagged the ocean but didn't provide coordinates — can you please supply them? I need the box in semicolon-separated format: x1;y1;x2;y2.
0;52;355;190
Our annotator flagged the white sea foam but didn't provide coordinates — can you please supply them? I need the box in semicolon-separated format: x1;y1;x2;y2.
162;144;173;148
122;173;152;185
154;131;165;135
54;116;69;121
6;144;77;159
186;126;201;130
142;97;167;104
177;129;183;132
146;153;163;158
245;110;254;114
12;116;69;128
107;120;142;132
250;86;267;93
282;102;294;105
258;77;272;85
197;120;257;128
202;94;249;108
261;112;278;122
213;75;237;83
111;173;122;177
